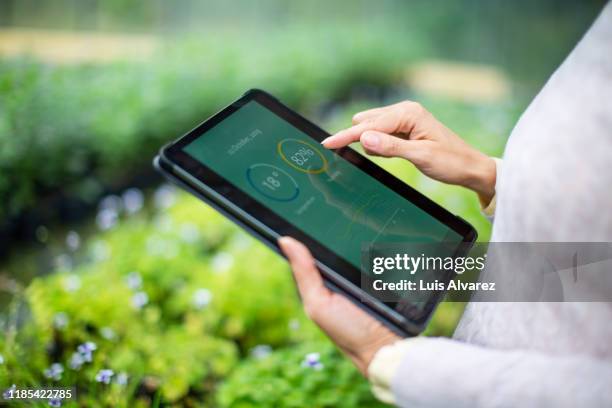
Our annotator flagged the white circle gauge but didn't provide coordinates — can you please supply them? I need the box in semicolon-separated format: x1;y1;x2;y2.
246;163;300;202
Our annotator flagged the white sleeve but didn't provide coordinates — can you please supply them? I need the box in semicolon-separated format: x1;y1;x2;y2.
371;336;612;408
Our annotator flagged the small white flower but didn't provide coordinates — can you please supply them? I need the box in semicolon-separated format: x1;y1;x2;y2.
91;240;110;262
63;275;81;292
230;232;252;250
96;208;118;230
289;318;300;331
116;372;129;386
0;354;4;364
100;327;116;341
66;231;80;251
153;215;173;232
125;272;142;290
211;252;234;273
179;223;200;243
122;188;144;214
301;352;324;370
153;184;177;209
53;312;69;330
192;288;212;309
131;292;149;309
164;241;179;259
250;344;272;359
146;236;178;259
54;254;72;271
99;195;123;213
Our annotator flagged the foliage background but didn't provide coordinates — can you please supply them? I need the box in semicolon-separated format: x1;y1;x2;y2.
0;0;605;406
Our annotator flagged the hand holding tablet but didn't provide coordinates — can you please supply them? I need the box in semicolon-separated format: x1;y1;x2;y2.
279;236;400;376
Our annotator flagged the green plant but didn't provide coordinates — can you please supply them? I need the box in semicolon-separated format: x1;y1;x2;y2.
0;188;330;406
0;180;468;406
216;341;388;408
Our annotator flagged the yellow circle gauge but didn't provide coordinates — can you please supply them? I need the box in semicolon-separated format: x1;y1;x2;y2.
277;138;328;174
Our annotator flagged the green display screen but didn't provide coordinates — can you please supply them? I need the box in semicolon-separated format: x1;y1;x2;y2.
184;101;462;268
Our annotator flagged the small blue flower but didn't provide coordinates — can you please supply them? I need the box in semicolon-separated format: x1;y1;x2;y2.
78;341;97;353
0;353;4;364
44;363;64;381
48;398;62;407
131;291;149;309
76;342;97;363
95;369;114;384
3;384;16;399
116;372;129;386
301;352;324;370
69;352;84;370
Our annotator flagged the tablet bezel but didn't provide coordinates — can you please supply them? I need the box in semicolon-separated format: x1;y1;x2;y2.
161;89;477;332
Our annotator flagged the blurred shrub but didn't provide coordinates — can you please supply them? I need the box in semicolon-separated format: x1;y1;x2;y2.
0;184;464;406
1;187;384;406
0;24;424;222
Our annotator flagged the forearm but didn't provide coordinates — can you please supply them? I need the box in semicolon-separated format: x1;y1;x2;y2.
369;336;612;407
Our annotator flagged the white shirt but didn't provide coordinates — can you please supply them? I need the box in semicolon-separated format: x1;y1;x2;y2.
369;3;612;407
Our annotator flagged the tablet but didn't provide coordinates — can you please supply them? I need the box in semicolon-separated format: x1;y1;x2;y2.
155;89;477;336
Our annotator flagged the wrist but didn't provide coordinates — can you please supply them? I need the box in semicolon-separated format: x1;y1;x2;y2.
463;152;496;206
354;334;401;377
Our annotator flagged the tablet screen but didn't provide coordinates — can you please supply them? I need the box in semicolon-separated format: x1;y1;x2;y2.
183;100;464;270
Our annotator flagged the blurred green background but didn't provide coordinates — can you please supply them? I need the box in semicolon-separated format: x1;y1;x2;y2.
0;0;605;406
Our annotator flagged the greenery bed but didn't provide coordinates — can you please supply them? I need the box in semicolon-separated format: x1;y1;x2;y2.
1;185;471;406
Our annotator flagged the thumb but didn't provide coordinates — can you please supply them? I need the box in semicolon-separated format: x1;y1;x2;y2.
360;130;420;161
278;237;331;312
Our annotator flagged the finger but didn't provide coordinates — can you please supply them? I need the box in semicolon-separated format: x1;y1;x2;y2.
360;130;422;161
352;107;387;124
322;112;399;149
278;237;331;307
322;122;372;148
352;101;409;124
